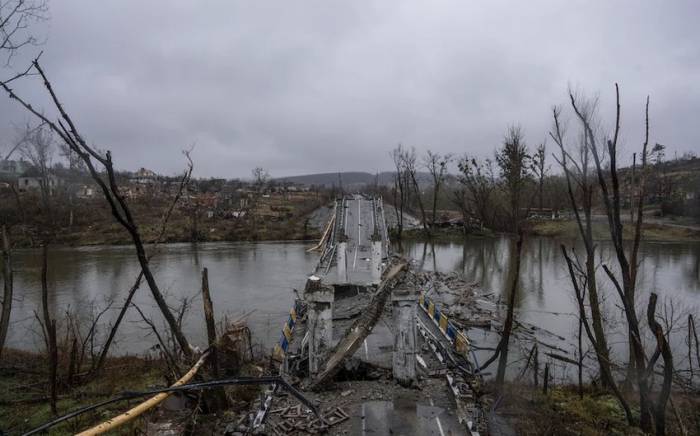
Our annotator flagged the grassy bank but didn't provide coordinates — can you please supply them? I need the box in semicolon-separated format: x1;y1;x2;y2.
527;219;700;242
494;382;700;435
394;219;700;243
5;197;322;248
0;349;164;435
0;347;263;435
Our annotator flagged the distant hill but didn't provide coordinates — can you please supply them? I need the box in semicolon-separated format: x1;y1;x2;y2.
276;171;433;188
277;172;377;187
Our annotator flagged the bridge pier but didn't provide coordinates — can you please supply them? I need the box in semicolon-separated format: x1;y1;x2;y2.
336;240;348;283
371;236;382;283
391;288;418;386
304;276;334;375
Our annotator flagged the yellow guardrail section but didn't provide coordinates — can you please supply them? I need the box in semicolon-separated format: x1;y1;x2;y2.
419;293;470;356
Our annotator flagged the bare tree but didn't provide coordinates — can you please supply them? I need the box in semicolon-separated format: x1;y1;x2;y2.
0;0;48;65
40;244;57;414
252;166;269;192
450;187;469;235
402;146;430;236
19;123;56;210
647;293;674;436
495;233;523;387
566;85;657;432
0;225;11;360
423;150;452;228
456;156;496;230
550;103;614;389
0;58;194;358
495;125;531;233
531;140;548;213
19;122;61;413
486;126;531;388
90;155;192;376
245;166;270;238
390;145;409;240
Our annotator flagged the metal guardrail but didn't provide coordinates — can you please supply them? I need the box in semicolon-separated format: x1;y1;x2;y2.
419;293;471;357
272;300;305;362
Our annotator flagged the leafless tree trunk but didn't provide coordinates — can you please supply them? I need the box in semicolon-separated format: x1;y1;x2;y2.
450;188;469;235
401;146;429;236
201;267;227;410
496;125;530;233
201;268;218;375
457;156;496;230
570;85;653;432
0;225;12;360
495;233;523;387
690;314;700;372
0;59;193;358
90;273;142;376
390;145;409;239
92;157;191;376
40;244;58;414
424;150;452;228
551;106;614;388
647;292;673;436
531;141;548;213
132;302;178;378
533;342;539;387
562;245;634;424
577;312;583;399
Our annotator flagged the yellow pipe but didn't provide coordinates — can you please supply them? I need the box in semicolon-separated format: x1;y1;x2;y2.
77;351;210;436
307;209;336;252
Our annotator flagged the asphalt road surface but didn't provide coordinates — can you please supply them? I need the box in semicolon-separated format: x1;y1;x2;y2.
324;194;388;285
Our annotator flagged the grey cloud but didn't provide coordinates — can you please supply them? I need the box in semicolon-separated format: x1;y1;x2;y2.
1;0;698;178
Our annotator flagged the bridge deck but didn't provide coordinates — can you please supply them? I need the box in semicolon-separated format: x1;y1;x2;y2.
317;194;389;286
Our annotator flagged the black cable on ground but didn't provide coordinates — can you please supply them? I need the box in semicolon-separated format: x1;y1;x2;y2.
22;376;320;436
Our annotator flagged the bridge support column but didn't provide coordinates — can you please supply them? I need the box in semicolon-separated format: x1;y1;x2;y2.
391;288;418;386
371;238;382;283
305;276;334;375
336;240;347;282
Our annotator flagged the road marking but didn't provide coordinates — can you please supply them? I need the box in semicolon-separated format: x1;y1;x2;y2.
429;398;446;436
353;198;361;269
361;403;366;436
364;338;369;359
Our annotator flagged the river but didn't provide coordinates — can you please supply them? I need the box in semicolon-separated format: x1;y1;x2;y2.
6;237;700;362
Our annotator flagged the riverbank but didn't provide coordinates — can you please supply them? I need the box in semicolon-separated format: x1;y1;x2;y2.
494;382;700;435
5;203;322;248
527;219;700;242
0;348;164;434
395;219;700;243
5;348;698;435
0;347;268;435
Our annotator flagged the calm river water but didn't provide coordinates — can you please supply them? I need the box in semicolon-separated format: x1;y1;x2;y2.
6;237;700;360
402;237;700;366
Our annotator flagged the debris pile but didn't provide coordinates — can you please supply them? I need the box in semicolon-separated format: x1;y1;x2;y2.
405;269;499;332
267;405;349;435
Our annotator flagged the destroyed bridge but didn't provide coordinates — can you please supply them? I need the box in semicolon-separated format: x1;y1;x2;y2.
259;194;487;435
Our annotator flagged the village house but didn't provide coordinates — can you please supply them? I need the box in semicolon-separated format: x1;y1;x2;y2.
131;167;159;185
0;159;30;180
17;168;62;195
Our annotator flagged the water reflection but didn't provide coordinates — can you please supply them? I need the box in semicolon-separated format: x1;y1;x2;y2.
397;235;700;359
7;242;317;354
6;237;699;362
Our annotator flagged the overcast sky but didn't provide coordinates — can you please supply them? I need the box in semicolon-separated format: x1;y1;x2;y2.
1;1;698;178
